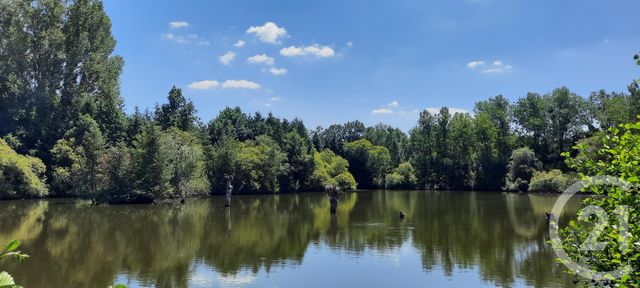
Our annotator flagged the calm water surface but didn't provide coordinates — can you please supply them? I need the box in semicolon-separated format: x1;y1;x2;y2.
0;190;582;288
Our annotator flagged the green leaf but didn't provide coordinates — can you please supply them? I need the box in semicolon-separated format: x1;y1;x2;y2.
0;272;16;288
1;241;19;255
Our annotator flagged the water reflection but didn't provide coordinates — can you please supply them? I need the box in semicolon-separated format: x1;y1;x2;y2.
0;191;580;288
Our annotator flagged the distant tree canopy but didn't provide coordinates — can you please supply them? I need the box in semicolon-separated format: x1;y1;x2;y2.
1;1;639;201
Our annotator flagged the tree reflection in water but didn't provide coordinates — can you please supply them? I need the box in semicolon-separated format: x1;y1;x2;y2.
0;191;580;287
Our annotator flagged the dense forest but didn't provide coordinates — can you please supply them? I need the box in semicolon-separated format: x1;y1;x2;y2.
1;0;640;203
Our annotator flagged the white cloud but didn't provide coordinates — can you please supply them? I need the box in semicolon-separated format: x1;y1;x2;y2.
169;21;189;29
218;51;236;65
482;64;513;74
347;41;354;48
247;54;275;65
468;59;513;73
467;61;485;69
162;33;209;45
268;67;288;75
234;40;246;47
371;108;394;115
222;79;261;89
280;44;335;58
246;22;287;44
388;100;400;107
269;96;280;101
162;33;188;44
425;107;470;115
189;80;219;90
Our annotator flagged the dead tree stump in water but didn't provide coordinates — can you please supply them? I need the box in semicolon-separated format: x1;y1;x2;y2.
325;185;342;214
225;179;233;207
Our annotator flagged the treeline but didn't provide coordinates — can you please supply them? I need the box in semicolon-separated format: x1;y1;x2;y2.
1;0;639;202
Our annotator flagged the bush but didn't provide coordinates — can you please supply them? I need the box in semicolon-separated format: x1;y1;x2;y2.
504;147;542;191
558;120;640;286
385;162;418;189
528;169;578;193
310;149;357;191
0;139;48;199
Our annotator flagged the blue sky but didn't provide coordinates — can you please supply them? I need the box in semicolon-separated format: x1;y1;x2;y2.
103;0;640;131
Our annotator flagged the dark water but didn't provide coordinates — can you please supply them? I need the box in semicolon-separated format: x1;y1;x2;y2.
0;190;582;288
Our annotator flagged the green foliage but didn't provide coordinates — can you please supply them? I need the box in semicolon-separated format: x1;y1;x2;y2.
512;88;591;169
410;107;479;190
559;120;640;286
343;139;392;188
0;240;29;288
311;150;357;191
527;169;577;193
364;124;409;166
385;162;418;189
504;147;542;191
279;131;315;192
50;115;106;198
311;121;366;154
0;139;48;199
206;135;287;193
155;86;198;131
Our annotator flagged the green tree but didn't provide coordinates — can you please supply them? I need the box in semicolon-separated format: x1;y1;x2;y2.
365;124;409;166
558;120;640;286
154;86;197;131
311;121;365;154
0;139;48;199
343;139;391;188
279;131;315;192
474;96;513;190
207;107;251;145
132;125;173;201
385;162;418;189
310;149;357;191
50;114;106;198
60;0;126;144
206;135;287;194
504;147;541;191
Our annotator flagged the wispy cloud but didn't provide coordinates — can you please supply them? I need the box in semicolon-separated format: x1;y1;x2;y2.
222;79;261;89
162;33;209;45
189;80;219;90
247;54;275;65
234;40;246;47
371;108;394;114
388;100;400;107
467;59;513;73
467;60;485;69
189;79;261;90
246;22;287;44
268;67;287;75
218;51;236;65
169;21;189;29
280;44;335;58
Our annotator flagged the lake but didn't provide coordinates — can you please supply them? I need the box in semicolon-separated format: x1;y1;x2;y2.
0;190;582;288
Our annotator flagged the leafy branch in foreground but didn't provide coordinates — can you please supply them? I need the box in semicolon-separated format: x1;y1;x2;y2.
0;240;29;288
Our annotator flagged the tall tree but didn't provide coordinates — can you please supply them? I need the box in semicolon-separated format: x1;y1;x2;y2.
155;86;197;131
60;0;126;144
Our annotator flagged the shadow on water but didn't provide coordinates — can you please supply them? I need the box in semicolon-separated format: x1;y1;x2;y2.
0;191;581;288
